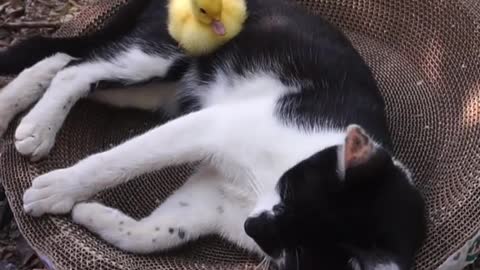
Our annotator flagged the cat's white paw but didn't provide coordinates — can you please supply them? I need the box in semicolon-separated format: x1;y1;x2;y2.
0;53;74;139
23;168;91;217
15;120;56;161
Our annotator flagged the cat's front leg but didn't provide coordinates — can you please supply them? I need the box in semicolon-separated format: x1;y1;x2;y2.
23;105;223;216
15;47;179;161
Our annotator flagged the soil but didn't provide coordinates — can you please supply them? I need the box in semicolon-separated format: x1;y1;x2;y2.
0;1;90;269
0;1;478;270
0;0;95;49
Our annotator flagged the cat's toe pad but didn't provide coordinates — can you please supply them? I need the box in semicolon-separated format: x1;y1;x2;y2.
15;120;56;161
23;169;88;217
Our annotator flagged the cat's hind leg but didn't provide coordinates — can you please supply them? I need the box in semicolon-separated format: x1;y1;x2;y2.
72;166;226;253
15;47;180;161
89;81;178;112
0;53;74;136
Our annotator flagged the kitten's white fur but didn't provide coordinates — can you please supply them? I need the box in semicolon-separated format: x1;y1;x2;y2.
374;263;400;270
350;258;401;270
3;48;347;256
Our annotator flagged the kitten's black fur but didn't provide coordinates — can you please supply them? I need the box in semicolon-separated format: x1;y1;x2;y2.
246;145;426;270
0;0;426;269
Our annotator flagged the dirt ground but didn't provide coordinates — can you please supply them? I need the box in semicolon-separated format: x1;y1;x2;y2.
0;1;91;269
0;0;479;270
0;1;73;267
0;0;94;49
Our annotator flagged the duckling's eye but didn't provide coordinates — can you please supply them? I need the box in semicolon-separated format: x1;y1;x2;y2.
199;8;207;14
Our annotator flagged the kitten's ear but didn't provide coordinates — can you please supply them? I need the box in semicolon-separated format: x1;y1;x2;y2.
339;124;375;173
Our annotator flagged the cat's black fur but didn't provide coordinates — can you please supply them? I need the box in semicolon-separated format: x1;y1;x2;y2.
0;0;426;269
245;145;426;270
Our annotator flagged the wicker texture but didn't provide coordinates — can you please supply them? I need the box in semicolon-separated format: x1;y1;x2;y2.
1;0;480;269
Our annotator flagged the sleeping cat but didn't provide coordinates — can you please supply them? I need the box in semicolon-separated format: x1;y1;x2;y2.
0;0;426;269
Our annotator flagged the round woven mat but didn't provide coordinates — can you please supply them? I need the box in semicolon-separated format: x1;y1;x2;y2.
1;0;480;269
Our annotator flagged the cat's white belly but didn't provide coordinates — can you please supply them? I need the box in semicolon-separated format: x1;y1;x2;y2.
200;96;345;221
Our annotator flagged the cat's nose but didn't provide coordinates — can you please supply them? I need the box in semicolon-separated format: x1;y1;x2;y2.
244;212;273;239
244;213;283;258
272;204;285;215
244;216;259;239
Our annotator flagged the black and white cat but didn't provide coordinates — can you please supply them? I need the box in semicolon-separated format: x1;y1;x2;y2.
0;0;426;269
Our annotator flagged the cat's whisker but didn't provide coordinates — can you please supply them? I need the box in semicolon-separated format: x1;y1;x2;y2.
296;248;300;270
265;258;271;270
251;179;261;197
254;257;267;270
263;257;271;270
245;170;262;197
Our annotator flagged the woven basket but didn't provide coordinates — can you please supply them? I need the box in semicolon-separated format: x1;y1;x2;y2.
1;0;479;269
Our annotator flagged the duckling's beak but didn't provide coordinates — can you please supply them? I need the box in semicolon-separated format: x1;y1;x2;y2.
212;20;226;36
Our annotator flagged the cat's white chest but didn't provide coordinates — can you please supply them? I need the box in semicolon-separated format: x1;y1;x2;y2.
203;98;345;197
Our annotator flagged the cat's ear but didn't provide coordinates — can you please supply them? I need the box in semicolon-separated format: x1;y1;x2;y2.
338;124;376;177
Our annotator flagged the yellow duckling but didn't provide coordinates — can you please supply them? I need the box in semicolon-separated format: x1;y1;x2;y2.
168;0;248;55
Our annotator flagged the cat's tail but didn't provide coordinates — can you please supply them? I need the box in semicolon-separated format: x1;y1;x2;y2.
0;36;94;75
0;0;152;75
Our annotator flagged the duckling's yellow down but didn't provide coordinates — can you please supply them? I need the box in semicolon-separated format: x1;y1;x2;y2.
168;0;247;55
